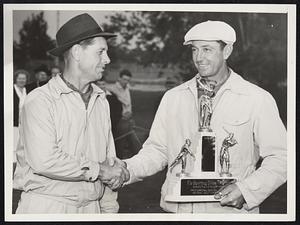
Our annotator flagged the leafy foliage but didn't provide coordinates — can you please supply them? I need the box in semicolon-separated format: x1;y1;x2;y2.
103;12;287;85
13;12;55;68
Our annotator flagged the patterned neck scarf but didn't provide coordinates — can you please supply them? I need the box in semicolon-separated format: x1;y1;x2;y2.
196;69;231;98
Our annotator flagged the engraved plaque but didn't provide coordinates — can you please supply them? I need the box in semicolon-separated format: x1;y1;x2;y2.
181;178;235;196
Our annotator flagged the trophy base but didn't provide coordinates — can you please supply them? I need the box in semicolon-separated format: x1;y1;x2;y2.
164;175;237;202
220;172;232;177
176;172;191;177
198;127;213;132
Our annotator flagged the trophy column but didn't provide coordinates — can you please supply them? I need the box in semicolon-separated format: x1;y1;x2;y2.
165;77;237;202
192;77;217;175
201;133;216;172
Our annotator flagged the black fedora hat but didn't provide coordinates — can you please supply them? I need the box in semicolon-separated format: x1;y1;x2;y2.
48;13;116;56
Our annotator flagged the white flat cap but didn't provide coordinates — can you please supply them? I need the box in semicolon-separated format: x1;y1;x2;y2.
183;20;236;45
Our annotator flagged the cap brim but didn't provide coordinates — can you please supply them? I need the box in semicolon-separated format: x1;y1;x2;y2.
183;39;234;46
48;32;117;56
183;40;191;45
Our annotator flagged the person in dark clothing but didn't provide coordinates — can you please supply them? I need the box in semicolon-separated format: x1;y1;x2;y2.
26;64;50;94
105;70;142;159
107;93;123;138
95;78;123;142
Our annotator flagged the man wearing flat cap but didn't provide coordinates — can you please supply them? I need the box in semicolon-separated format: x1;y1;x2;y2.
115;21;287;213
14;13;129;213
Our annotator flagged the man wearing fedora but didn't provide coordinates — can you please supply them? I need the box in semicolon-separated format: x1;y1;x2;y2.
14;13;129;213
114;21;287;213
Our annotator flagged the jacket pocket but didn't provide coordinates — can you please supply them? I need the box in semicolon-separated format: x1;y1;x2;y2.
221;113;254;177
223;113;250;126
222;112;251;141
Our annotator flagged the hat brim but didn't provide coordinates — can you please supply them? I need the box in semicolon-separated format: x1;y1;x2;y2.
48;32;117;56
183;39;234;45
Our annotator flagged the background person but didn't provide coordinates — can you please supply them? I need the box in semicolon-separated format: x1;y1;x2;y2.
13;69;29;163
50;65;61;77
117;20;287;213
25;64;50;93
14;13;129;214
106;69;142;159
96;77;123;140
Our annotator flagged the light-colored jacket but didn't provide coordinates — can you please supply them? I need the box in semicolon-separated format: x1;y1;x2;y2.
14;75;118;212
125;70;287;213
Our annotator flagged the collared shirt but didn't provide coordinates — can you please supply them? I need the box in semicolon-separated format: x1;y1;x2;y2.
14;75;118;211
125;69;287;213
60;74;93;109
106;81;132;118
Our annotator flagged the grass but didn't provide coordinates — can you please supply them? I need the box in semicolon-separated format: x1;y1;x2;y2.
12;89;287;214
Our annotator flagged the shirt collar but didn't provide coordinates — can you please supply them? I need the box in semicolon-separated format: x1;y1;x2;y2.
116;81;128;91
217;69;250;95
179;69;249;96
49;74;105;99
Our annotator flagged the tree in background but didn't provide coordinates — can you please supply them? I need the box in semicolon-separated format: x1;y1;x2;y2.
103;11;287;124
104;12;287;83
13;12;55;69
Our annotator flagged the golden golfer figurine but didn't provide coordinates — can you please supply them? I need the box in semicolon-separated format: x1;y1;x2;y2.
195;77;217;172
170;139;195;177
197;78;215;132
220;132;238;177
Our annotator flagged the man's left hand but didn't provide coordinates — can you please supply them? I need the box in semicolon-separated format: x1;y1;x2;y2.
214;183;245;209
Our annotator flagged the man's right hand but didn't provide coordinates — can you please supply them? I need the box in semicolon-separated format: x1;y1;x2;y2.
98;158;130;190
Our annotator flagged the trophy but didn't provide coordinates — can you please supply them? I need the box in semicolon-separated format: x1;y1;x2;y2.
165;77;238;202
220;130;238;177
169;139;195;177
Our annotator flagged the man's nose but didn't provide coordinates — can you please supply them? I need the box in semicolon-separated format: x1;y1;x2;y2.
103;53;111;64
196;50;204;61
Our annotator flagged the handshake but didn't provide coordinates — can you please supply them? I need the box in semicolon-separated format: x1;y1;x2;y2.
98;157;130;190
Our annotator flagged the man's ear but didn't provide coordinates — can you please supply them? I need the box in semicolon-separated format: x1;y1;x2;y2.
70;44;81;61
223;44;233;60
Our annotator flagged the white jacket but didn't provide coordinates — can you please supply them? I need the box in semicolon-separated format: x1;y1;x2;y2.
14;75;118;212
125;70;287;213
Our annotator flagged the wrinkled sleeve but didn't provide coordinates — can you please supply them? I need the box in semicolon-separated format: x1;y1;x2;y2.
99;143;118;212
124;93;169;184
20;92;99;182
236;92;287;210
99;186;119;213
98;98;119;211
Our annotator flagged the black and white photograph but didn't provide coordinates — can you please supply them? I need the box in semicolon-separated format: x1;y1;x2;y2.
3;3;296;222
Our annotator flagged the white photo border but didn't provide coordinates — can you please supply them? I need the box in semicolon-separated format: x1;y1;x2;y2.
4;3;296;222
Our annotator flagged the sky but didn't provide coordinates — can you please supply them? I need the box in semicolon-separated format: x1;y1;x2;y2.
13;10;113;42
